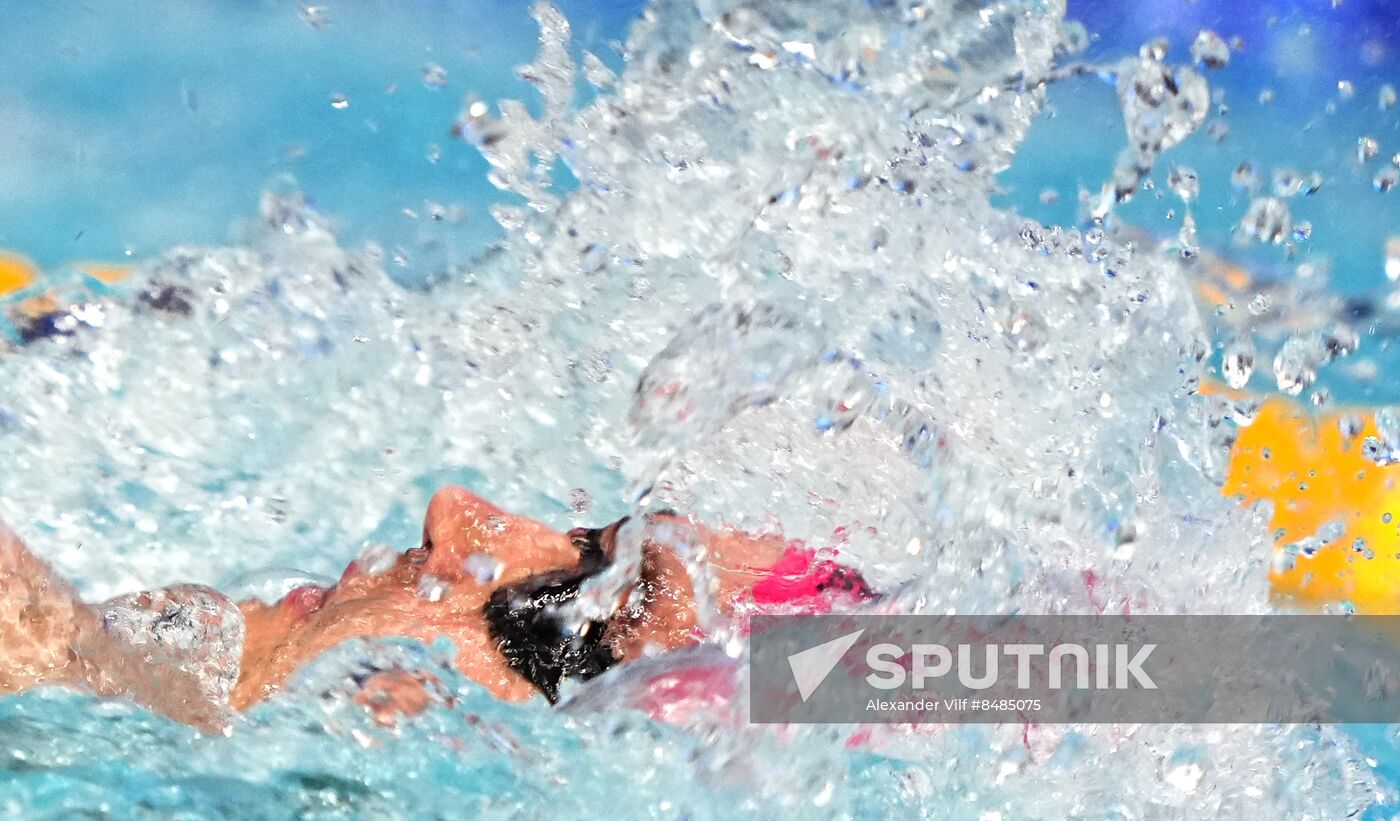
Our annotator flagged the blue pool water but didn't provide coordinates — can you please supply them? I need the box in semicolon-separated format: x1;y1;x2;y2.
4;1;1397;285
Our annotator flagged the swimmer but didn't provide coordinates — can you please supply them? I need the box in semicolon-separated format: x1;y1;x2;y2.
0;487;874;728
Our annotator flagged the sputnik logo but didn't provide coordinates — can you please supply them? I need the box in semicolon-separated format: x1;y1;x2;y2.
787;628;865;702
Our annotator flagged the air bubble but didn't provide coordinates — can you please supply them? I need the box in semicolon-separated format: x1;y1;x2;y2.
1375;168;1399;193
1382;84;1398;110
330;92;349;110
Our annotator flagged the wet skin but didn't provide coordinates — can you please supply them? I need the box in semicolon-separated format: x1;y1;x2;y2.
0;487;790;725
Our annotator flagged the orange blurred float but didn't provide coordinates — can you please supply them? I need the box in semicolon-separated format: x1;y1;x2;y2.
1225;397;1400;613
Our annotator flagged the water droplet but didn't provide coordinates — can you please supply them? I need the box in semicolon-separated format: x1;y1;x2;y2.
1258;88;1275;105
1338;80;1356;100
630;302;825;450
1222;340;1255;389
1273;333;1345;396
582;51;617;89
1382;84;1398;111
422;63;448;89
568;487;592;513
748;51;778;70
298;5;330;28
1239;197;1291;245
1177;213;1199;258
354;543;398;576
1139;37;1169;62
1366;410;1400;466
1168;166;1199;201
1118;59;1209;155
1230;396;1260;426
579;243;609;274
1191;30;1230;68
1374;167;1399;193
330;92;349;110
1358;137;1380;163
1378;407;1400;442
1272;168;1306;198
416;574;449;602
463;554;504;584
1231;162;1258;191
1292;221;1312;241
1060;20;1090;54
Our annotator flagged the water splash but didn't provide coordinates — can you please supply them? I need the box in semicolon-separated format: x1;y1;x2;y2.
0;0;1386;816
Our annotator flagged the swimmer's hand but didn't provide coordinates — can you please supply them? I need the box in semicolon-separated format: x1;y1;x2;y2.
353;669;449;727
0;524;229;732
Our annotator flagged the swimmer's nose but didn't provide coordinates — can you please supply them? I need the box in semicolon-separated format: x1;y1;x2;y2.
420;486;511;578
423;486;504;549
420;486;579;582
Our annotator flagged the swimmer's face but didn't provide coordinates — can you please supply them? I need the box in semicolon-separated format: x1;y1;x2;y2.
420;487;581;583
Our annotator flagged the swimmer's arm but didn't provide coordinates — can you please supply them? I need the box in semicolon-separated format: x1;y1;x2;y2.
0;525;226;730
